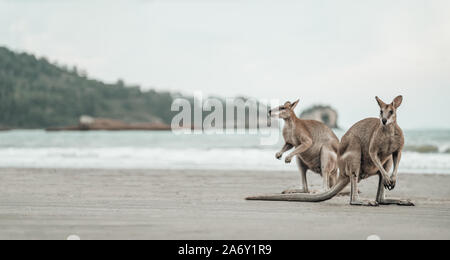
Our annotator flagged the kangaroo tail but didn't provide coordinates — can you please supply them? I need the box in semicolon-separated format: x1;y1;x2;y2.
245;176;350;202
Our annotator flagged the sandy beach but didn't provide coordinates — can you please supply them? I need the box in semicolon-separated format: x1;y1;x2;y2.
0;168;449;240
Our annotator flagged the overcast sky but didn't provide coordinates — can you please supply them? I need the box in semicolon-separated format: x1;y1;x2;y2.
1;0;449;129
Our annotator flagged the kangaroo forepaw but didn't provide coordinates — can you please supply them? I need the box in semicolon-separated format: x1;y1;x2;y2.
275;152;283;160
387;178;397;190
383;178;394;190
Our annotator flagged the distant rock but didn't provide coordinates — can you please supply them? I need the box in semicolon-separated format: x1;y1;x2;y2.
300;105;339;129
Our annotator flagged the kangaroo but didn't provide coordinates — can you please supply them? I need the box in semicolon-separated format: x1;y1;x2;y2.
269;99;340;194
247;96;414;207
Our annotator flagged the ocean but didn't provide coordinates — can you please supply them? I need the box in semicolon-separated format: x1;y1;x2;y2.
0;129;449;174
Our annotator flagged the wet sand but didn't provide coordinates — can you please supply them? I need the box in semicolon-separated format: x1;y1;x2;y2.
0;168;449;240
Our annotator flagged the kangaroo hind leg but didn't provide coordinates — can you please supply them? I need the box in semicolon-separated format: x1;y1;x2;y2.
282;157;310;194
320;146;338;191
376;159;414;206
349;168;378;207
340;144;378;207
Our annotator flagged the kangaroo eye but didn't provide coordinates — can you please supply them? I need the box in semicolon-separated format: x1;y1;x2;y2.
389;110;394;115
380;111;383;115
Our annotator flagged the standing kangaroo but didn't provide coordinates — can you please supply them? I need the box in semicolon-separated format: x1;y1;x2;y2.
247;96;414;207
269;100;340;194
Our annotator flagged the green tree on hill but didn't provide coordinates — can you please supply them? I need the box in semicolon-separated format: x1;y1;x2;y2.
0;46;177;128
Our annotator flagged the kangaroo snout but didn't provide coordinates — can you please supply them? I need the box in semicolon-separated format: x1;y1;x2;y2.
382;118;387;125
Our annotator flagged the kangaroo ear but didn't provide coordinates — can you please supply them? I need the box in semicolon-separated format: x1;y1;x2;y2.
392;95;403;108
291;99;300;110
375;96;386;107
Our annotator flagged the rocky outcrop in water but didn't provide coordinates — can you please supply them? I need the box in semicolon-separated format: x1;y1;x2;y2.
300;105;339;129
